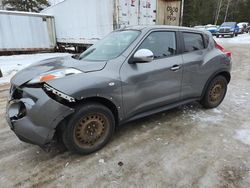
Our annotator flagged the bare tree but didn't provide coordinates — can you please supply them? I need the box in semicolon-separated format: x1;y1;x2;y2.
224;0;231;22
215;0;223;25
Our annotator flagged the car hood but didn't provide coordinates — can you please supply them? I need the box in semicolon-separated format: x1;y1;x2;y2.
11;56;107;86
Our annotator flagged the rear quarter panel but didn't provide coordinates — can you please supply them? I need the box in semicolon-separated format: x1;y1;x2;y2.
181;37;231;99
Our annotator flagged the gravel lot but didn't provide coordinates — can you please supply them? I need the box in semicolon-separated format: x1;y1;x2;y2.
0;41;250;187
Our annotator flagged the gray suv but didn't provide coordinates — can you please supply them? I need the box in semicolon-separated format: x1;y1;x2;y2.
6;26;232;155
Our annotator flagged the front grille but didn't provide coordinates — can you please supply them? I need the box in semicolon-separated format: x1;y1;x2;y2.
219;28;230;33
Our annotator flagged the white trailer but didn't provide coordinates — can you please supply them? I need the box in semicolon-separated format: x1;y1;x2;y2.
43;0;183;50
0;10;56;52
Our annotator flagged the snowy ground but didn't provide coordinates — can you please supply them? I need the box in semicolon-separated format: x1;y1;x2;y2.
0;34;250;187
0;53;70;85
214;33;250;44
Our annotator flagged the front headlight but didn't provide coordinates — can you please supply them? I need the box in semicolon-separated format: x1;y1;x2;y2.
28;68;82;84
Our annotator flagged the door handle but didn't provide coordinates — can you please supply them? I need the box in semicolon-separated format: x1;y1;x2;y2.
170;65;181;71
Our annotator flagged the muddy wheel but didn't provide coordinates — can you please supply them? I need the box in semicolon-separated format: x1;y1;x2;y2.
201;76;228;109
62;103;115;155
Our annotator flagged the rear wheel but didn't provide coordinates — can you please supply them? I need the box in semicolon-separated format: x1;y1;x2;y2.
62;103;115;155
201;76;228;109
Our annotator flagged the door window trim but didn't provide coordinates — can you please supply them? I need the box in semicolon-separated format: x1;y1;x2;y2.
127;29;182;63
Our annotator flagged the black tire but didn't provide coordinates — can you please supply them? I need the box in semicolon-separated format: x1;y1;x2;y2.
0;69;2;78
62;102;115;155
216;35;219;38
201;76;228;109
235;33;238;37
222;35;224;38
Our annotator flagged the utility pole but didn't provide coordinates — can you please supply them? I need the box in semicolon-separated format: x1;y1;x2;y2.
224;0;230;22
180;0;185;26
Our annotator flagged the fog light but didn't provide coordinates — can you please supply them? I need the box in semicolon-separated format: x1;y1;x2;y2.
8;101;26;120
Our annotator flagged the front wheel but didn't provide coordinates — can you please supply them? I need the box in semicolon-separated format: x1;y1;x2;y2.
62;103;115;155
201;76;228;109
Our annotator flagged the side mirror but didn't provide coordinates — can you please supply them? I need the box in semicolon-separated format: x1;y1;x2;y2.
130;49;154;63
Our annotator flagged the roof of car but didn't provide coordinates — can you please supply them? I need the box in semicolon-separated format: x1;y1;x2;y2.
122;25;202;31
119;25;211;35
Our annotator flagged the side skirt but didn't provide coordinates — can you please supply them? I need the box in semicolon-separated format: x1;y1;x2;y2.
120;97;200;125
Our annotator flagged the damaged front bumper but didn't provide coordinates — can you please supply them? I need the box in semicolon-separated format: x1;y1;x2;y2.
6;84;74;147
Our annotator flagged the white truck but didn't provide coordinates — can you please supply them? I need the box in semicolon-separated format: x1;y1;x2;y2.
43;0;183;52
0;10;56;53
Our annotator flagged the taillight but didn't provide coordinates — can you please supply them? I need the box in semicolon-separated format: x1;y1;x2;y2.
215;42;232;58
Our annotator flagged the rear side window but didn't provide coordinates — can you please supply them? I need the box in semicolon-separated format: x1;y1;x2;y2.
138;31;177;59
183;32;205;52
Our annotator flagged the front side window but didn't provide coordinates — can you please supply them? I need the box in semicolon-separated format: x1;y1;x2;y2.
79;30;140;61
138;31;177;59
183;32;205;52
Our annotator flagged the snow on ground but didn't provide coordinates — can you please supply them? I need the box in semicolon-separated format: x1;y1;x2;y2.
0;53;70;85
214;33;250;44
234;129;250;146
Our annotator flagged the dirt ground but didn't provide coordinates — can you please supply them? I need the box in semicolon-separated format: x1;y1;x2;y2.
0;42;250;188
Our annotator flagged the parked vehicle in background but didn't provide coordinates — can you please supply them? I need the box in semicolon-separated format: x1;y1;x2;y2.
205;24;218;35
0;10;56;53
216;22;239;38
237;22;249;34
6;26;232;155
194;25;206;31
247;26;250;34
42;0;184;52
0;69;2;78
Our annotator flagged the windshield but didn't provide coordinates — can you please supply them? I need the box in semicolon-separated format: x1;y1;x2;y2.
79;30;140;61
221;22;235;27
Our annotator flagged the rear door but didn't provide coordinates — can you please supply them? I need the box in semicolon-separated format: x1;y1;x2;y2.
181;32;207;99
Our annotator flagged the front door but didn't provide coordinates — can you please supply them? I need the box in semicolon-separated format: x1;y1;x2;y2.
120;30;183;118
